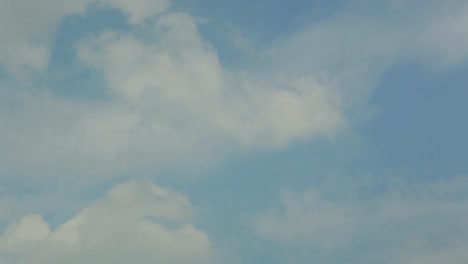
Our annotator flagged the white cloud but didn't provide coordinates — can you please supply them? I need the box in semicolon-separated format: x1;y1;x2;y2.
2;0;468;187
0;10;344;184
2;0;468;184
1;1;468;263
252;189;358;247
0;180;214;264
396;244;468;264
418;1;468;67
267;0;468;108
252;175;468;263
0;0;91;74
0;0;169;74
0;0;466;207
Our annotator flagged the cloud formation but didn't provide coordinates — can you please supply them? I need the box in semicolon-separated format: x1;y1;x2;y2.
0;0;177;76
3;0;468;184
0;4;344;183
0;180;214;264
1;0;468;262
252;175;468;263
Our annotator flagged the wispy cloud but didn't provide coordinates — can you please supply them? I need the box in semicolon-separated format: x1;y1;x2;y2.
252;175;468;263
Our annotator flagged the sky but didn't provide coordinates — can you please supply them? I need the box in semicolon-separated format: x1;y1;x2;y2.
0;0;468;263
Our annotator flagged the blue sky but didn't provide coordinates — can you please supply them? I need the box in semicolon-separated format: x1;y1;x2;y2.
1;0;468;263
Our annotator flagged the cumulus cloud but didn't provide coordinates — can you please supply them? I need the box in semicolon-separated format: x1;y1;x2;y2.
252;175;468;263
0;9;344;183
1;0;467;180
0;0;467;210
0;180;214;264
2;0;468;184
1;0;468;263
76;13;343;149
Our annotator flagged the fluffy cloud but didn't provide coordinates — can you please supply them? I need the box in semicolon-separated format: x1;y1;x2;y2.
0;180;214;264
252;175;468;263
0;9;344;183
1;1;468;263
76;13;344;149
1;0;467;213
3;0;468;184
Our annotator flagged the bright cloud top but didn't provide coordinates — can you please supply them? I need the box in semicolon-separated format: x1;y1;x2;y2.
0;180;214;264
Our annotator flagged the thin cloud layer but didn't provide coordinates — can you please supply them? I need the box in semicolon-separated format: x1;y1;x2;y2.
268;0;468;104
0;180;214;264
252;175;468;263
